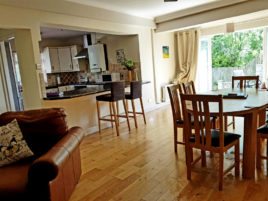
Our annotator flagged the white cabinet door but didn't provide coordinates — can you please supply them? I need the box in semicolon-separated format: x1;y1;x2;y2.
71;46;80;71
42;47;60;73
49;48;61;72
58;47;72;72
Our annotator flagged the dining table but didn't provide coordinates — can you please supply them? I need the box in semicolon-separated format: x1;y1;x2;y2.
204;88;268;179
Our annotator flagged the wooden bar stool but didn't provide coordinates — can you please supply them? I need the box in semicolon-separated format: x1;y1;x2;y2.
125;81;146;128
96;81;130;136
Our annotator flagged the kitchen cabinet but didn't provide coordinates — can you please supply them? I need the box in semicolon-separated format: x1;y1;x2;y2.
42;46;80;73
71;46;80;71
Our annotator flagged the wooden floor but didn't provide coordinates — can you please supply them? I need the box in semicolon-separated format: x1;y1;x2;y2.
70;105;268;201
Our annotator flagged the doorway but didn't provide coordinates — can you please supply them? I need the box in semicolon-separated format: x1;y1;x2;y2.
0;39;24;113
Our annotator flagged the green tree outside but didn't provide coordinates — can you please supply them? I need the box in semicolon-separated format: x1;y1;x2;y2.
212;29;263;68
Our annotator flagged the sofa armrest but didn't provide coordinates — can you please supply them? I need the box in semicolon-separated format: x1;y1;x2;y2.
28;126;84;183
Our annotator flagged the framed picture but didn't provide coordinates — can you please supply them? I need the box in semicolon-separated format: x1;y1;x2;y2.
162;46;169;58
116;49;125;64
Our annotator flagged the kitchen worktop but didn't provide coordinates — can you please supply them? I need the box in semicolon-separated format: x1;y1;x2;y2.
44;81;150;100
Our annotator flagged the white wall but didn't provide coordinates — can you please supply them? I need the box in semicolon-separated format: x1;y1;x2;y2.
152;32;176;103
101;35;140;64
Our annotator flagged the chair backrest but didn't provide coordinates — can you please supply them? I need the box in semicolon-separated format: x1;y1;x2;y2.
232;75;259;89
111;81;125;101
130;81;142;99
167;84;183;124
179;81;196;94
180;94;224;149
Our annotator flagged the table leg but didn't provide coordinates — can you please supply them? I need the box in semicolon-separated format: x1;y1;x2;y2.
243;111;257;179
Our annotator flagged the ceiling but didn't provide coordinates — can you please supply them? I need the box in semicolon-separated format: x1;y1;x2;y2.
65;0;219;19
40;27;89;39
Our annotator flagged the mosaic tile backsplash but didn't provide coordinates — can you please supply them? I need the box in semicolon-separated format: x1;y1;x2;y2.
47;72;79;86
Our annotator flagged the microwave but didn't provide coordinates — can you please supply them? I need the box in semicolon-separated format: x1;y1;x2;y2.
102;74;112;82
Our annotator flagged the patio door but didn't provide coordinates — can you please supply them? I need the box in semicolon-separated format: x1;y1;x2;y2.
195;37;212;92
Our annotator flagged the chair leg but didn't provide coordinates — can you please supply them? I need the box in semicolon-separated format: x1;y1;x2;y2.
122;99;131;131
139;97;146;124
257;134;261;169
111;101;120;136
185;144;192;180
266;139;268;171
116;101;119;126
232;116;235;129
174;126;178;153
131;99;138;128
235;142;240;177
96;101;101;133
109;102;113;128
224;116;228;131
219;152;224;191
201;151;206;167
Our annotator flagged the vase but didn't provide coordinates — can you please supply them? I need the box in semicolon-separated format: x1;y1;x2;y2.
128;70;132;81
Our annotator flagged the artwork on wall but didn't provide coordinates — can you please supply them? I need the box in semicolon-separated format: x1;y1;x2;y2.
116;49;125;64
162;46;169;58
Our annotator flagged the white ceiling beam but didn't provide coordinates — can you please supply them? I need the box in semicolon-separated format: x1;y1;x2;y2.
0;0;155;28
155;0;249;23
156;0;268;32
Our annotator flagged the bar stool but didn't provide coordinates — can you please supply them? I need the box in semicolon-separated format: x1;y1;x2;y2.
96;81;130;136
125;81;146;128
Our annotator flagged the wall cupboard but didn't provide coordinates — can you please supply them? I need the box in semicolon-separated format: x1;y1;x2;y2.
42;45;79;73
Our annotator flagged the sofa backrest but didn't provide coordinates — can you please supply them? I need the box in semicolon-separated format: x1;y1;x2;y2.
0;108;68;156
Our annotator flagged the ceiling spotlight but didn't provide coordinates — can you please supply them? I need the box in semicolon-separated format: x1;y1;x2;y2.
164;0;178;2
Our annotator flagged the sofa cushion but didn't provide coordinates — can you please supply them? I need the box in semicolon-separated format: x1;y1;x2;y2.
0;119;34;167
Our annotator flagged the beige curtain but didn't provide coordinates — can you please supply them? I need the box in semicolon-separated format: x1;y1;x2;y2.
174;29;200;83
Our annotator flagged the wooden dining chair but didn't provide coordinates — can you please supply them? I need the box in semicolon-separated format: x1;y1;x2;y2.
256;119;268;170
167;84;185;153
225;75;259;130
179;80;196;95
232;75;259;89
167;81;216;153
180;94;241;190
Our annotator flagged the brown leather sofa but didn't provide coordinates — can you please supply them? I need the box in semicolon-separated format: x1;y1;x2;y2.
0;108;84;201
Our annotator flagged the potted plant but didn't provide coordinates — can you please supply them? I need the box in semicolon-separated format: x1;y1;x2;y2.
122;58;135;71
122;58;136;81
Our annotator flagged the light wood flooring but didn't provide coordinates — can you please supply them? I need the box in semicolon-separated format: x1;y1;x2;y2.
70;105;268;201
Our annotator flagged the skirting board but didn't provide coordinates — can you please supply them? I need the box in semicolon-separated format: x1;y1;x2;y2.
84;101;169;136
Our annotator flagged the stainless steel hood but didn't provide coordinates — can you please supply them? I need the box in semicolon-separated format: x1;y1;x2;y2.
74;48;88;59
73;35;92;59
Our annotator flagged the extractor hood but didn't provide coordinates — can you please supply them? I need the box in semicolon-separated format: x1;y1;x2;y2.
74;48;88;59
73;34;92;59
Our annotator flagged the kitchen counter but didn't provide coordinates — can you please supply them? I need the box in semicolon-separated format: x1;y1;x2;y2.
44;81;150;100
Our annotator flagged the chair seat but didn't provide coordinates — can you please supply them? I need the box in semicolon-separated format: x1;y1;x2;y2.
257;124;268;134
190;129;241;147
96;94;112;102
125;92;134;99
